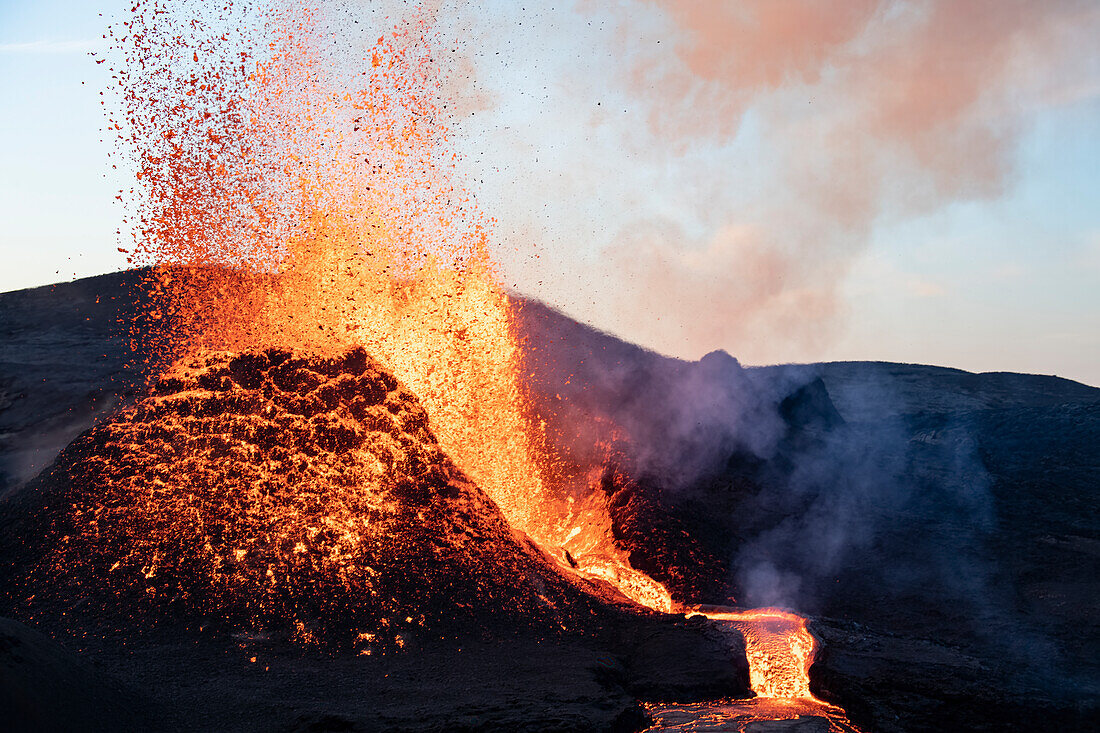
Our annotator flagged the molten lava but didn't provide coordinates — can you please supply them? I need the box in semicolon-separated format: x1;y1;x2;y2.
113;1;551;533
103;0;676;614
641;607;861;732
71;2;863;728
703;608;819;699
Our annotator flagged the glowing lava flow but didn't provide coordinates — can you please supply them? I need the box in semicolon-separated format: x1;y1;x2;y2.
699;608;824;700
641;607;861;732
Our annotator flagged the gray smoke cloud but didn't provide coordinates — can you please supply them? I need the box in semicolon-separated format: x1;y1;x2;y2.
517;300;1079;688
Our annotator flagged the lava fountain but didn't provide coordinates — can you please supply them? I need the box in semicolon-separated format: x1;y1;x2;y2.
111;0;550;523
105;0;670;615
76;0;860;727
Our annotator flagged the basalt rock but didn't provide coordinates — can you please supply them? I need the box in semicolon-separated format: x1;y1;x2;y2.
601;467;730;606
0;616;149;732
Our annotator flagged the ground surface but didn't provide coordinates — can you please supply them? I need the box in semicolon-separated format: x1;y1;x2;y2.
516;299;1100;732
2;273;1098;731
2;612;746;733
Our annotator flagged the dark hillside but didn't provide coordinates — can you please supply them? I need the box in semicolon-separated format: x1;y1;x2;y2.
1;273;1097;731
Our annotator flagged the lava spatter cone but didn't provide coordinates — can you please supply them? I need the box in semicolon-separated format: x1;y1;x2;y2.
3;347;601;646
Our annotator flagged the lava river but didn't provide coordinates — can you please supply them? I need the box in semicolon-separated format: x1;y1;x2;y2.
640;607;861;732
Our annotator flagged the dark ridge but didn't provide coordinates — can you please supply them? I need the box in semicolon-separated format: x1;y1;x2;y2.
3;271;1097;731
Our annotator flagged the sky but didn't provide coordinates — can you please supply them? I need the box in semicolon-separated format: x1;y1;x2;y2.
1;0;1098;386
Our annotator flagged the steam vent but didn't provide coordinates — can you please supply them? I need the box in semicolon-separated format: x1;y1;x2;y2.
2;347;603;646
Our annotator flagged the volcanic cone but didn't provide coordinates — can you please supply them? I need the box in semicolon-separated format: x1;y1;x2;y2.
2;347;605;647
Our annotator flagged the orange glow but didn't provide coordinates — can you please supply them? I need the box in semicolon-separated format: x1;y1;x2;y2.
697;608;819;699
105;0;662;616
641;607;861;731
115;2;553;529
99;6;855;729
47;347;605;644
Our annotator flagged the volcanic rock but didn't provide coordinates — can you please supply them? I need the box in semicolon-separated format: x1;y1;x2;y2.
0;615;148;732
615;614;750;701
600;466;730;606
0;281;755;729
514;296;1100;730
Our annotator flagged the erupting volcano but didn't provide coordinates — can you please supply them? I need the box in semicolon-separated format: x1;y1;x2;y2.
0;1;866;730
95;0;680;628
2;1;1097;731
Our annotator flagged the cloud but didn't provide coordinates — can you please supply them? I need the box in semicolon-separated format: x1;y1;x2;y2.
600;221;843;359
904;276;946;298
991;263;1026;282
570;0;1100;359
629;0;881;142
1079;230;1100;273
632;0;1098;197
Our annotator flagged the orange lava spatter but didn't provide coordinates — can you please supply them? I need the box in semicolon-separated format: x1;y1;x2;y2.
93;3;856;728
105;0;663;614
111;0;550;527
24;347;603;645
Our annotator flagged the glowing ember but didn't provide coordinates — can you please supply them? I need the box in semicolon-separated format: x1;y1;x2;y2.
111;1;548;529
87;3;858;728
100;0;671;614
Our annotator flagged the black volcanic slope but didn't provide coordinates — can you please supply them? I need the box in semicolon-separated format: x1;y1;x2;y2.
0;271;151;494
1;273;1098;731
514;298;1100;732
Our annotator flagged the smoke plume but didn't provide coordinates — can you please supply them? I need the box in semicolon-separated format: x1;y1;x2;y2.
478;0;1100;363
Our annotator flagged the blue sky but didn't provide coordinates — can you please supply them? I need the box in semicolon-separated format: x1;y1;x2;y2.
1;0;1097;385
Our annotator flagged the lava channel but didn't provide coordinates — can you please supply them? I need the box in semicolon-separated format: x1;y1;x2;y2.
642;607;862;732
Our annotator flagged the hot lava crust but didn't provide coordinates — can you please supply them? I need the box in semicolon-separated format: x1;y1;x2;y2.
2;347;607;646
599;466;729;606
